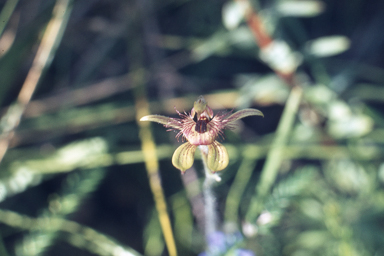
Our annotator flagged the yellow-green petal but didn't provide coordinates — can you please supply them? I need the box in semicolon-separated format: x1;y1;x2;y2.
172;142;197;173
206;141;229;173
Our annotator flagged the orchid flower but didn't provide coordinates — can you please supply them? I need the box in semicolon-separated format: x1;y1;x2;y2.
140;96;263;173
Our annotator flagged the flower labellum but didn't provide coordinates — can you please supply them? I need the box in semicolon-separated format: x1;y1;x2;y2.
140;96;263;173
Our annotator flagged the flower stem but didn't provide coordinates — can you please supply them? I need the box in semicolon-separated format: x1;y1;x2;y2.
246;86;303;223
199;145;221;237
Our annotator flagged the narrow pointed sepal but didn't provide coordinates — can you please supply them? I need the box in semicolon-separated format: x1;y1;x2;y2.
140;115;182;129
226;109;264;126
206;141;229;173
172;142;197;173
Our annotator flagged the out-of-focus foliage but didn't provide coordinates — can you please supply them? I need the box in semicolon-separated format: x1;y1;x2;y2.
0;0;383;255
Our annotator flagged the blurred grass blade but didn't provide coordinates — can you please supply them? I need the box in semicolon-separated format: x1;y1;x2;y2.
133;71;178;256
17;168;107;256
0;0;19;58
0;0;73;164
224;158;257;224
9;138;111;174
306;36;351;57
246;86;303;224
0;209;142;256
17;0;73;105
256;167;316;232
191;30;231;61
277;1;325;17
144;210;165;256
0;0;20;37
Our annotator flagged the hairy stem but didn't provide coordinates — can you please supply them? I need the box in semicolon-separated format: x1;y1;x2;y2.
199;145;221;237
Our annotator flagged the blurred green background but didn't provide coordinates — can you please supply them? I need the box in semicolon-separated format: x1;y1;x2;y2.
0;0;384;255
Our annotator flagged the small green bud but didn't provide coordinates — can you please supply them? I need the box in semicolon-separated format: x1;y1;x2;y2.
193;95;208;116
